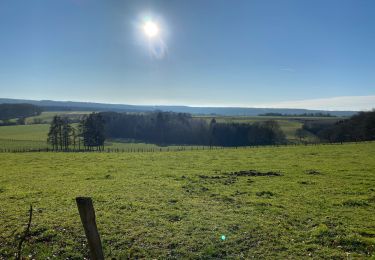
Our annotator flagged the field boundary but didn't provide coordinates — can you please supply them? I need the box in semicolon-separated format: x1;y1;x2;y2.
0;140;374;153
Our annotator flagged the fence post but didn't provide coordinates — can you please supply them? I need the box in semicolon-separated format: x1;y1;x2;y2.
76;197;104;260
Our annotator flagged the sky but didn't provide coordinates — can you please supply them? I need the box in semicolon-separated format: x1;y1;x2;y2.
0;0;374;110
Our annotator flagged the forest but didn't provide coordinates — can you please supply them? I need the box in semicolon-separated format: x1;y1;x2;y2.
45;110;375;150
48;113;105;150
303;110;375;142
100;111;287;146
0;103;42;125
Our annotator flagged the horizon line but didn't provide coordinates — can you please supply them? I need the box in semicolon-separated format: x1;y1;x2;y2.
2;95;375;111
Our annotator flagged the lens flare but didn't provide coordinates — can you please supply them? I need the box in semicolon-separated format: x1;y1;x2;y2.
135;13;168;59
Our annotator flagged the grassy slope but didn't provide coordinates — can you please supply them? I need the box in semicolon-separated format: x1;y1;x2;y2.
0;143;374;259
0;124;50;150
25;111;91;124
0;124;49;141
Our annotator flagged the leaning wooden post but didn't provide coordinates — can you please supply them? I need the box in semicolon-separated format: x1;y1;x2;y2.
76;197;104;260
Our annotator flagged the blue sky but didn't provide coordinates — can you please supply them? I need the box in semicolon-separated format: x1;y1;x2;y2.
0;0;374;110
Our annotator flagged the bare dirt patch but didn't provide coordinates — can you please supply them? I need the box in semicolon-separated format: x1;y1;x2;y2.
227;170;282;177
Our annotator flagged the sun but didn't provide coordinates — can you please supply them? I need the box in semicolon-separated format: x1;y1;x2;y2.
143;21;159;38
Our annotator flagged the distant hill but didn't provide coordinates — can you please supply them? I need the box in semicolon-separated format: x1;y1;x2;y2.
0;103;42;120
0;98;357;117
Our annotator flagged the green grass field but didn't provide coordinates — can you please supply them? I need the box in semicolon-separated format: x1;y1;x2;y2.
0;124;49;141
25;111;91;124
0;142;374;259
0;124;50;151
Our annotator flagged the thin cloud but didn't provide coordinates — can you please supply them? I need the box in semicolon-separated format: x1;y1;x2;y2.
257;95;375;111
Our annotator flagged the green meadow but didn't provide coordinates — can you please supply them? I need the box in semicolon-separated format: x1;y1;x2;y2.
0;142;374;259
0;124;49;141
25;111;91;124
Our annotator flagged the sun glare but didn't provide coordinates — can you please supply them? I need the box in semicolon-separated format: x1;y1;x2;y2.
143;21;159;38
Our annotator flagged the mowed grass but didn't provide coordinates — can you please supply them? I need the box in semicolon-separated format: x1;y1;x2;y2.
0;124;49;141
106;141;214;151
0;124;50;150
25;111;91;124
0;143;374;259
0;139;49;150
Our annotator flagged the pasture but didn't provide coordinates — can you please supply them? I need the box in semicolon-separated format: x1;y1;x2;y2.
25;111;91;124
0;142;374;258
0;124;49;141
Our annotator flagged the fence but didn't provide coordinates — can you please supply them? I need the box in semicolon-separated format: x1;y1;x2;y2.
16;197;104;260
0;140;373;153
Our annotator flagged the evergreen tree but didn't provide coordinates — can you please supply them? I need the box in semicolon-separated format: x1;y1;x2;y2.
47;116;59;150
47;116;74;150
62;118;72;150
80;113;106;150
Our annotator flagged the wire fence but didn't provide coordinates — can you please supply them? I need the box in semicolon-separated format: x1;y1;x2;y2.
0;139;373;153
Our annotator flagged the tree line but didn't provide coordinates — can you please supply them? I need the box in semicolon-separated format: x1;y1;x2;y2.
47;113;105;150
302;110;375;142
259;112;335;117
100;111;286;146
46;110;375;149
0;103;42;125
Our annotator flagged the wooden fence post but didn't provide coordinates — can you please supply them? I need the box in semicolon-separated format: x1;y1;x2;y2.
76;197;104;260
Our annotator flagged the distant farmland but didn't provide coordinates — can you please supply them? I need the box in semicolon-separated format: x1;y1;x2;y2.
194;115;343;140
0;113;340;152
